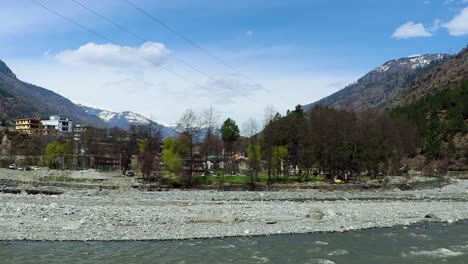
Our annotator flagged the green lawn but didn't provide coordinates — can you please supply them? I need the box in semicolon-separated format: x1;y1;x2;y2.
192;174;325;185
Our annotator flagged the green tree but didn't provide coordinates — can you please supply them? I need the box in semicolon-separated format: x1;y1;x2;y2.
162;135;191;175
162;137;183;175
221;118;240;173
44;141;71;169
247;143;262;186
221;118;240;148
272;145;288;180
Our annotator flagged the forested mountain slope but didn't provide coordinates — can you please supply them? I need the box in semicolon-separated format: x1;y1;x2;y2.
303;54;448;112
0;59;105;127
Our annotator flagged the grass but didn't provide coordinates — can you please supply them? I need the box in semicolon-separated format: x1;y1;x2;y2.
138;174;326;186
192;175;325;185
40;175;101;183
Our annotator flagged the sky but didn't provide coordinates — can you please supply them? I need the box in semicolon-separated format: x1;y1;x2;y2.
0;0;467;127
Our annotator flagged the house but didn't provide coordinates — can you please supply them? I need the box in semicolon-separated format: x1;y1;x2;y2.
41;115;73;133
15;118;43;134
207;154;226;170
231;152;248;173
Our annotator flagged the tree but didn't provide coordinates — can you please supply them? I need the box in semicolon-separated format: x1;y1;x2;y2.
221;118;240;173
272;145;288;180
200;106;220;175
162;137;183;175
176;109;201;185
221;118;240;149
242;117;260;140
247;143;262;187
44;140;72;169
136;124;162;179
264;104;277;127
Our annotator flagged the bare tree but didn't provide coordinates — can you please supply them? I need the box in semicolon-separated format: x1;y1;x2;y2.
176;108;201;186
264;104;277;127
200;105;220;176
242;117;260;140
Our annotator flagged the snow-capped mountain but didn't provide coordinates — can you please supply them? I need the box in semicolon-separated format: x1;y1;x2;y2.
375;54;447;73
79;105;178;138
303;54;449;111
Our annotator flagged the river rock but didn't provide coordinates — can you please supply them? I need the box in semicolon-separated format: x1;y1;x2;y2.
305;208;325;220
424;213;443;222
193;210;235;223
62;221;82;230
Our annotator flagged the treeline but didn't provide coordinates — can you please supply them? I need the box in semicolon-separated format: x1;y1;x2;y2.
258;105;420;182
392;80;468;161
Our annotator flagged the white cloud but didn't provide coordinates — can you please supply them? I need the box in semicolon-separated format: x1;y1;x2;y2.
443;7;468;36
444;0;468;5
7;44;361;126
430;19;442;32
391;21;433;39
56;42;170;69
193;73;264;105
245;30;254;37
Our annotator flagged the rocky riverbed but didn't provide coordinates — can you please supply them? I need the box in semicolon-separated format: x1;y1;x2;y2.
0;175;467;241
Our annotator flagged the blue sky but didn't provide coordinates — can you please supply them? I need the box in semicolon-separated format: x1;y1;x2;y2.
0;0;467;126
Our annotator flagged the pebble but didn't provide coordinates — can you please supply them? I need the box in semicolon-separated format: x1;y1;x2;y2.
0;178;466;241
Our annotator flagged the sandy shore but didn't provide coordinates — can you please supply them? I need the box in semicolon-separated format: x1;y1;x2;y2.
0;175;467;241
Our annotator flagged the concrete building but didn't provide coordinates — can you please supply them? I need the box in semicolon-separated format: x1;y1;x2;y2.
15;118;43;134
73;124;88;141
41;115;73;133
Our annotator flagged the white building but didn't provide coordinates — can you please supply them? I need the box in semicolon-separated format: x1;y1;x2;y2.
41;115;73;133
73;124;88;141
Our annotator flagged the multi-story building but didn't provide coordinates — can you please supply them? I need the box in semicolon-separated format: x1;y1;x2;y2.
41;115;73;133
15;118;44;134
73;124;88;141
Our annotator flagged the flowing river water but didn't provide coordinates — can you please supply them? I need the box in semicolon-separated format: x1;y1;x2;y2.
1;221;468;264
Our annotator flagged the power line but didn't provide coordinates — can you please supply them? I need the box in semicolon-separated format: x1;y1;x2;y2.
31;0;237;104
122;0;271;94
70;0;253;101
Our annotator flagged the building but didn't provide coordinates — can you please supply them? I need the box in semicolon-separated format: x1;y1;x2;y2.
73;124;88;141
41;115;73;133
15;118;43;134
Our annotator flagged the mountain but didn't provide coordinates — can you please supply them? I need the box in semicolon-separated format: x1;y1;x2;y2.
0;59;106;127
303;54;449;112
390;48;468;170
79;105;178;138
390;48;468;108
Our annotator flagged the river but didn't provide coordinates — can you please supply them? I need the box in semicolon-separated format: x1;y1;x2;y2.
2;221;467;264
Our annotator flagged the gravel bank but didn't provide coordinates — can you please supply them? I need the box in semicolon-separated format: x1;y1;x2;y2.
0;178;467;241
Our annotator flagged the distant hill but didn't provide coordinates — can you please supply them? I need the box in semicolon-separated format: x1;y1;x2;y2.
0;59;106;127
79;105;178;138
303;54;449;112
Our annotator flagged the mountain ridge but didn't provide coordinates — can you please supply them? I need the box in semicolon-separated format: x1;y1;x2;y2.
303;54;449;112
79;105;178;138
390;48;468;108
0;59;106;127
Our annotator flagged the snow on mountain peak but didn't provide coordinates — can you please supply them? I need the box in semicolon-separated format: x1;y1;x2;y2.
118;111;151;125
97;110;117;122
409;56;433;69
376;61;394;73
375;54;447;73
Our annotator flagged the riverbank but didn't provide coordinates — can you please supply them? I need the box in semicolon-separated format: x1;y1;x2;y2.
0;175;467;241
